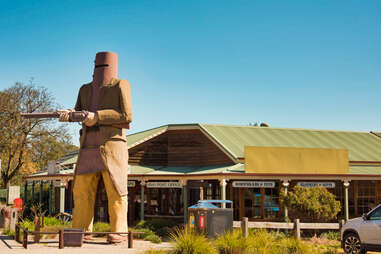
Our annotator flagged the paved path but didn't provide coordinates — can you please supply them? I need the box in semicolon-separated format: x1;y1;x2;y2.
0;235;173;254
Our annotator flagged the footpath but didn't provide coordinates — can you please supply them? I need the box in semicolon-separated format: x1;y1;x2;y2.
0;235;173;254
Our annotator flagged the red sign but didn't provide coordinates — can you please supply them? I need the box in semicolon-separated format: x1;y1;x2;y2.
199;215;205;229
14;198;23;211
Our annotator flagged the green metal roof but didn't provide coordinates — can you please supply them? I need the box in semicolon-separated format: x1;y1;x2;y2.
28;124;381;177
127;125;168;148
200;124;381;162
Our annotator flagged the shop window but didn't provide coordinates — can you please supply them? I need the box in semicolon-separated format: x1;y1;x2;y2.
357;181;376;215
264;188;279;219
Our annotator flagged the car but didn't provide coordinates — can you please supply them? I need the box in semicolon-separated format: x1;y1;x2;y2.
341;204;381;254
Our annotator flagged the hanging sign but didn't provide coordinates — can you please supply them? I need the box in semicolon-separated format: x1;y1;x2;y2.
297;182;336;188
8;186;20;205
128;181;136;187
147;182;182;188
232;181;275;188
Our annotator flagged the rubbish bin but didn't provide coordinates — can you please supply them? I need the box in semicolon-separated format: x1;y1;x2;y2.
188;200;233;238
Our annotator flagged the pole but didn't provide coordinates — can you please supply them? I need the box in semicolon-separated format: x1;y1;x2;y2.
140;181;145;221
344;181;350;221
220;178;227;208
282;181;290;221
183;180;188;225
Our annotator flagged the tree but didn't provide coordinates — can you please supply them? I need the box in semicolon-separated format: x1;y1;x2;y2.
281;186;341;222
0;81;76;188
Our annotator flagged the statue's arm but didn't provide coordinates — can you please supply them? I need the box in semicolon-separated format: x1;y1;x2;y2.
97;79;133;125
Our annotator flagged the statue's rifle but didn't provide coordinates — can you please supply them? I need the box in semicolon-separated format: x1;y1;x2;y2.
21;111;130;129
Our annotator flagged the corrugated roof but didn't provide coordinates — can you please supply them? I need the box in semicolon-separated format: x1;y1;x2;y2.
127;125;168;148
200;124;381;162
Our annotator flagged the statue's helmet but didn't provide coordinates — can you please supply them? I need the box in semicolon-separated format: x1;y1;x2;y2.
93;51;118;84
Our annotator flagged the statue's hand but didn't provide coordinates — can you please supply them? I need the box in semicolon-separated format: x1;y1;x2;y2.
83;112;98;127
57;109;74;122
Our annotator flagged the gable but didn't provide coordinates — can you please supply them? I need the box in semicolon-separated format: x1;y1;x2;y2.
128;129;234;166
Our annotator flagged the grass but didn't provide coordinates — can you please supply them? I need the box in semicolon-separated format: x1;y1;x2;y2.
169;226;217;254
169;227;341;254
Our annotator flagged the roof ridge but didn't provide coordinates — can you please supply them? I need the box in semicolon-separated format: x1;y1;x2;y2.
127;124;169;137
200;123;373;134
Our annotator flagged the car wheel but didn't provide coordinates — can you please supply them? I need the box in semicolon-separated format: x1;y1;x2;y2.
343;233;366;254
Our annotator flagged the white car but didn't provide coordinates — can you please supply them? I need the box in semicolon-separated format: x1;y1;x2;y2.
341;204;381;254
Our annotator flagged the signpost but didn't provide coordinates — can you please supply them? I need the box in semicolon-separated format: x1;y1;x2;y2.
8;186;20;205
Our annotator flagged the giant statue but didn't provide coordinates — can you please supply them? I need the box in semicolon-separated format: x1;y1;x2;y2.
58;52;132;243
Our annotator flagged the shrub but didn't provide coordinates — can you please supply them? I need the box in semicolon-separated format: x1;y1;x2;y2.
169;227;217;254
320;231;340;241
134;228;156;239
281;186;341;221
136;218;178;237
93;222;111;237
144;234;162;244
215;229;247;254
246;229;280;253
142;249;168;254
277;237;314;254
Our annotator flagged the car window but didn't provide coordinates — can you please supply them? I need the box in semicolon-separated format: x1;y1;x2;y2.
369;206;381;220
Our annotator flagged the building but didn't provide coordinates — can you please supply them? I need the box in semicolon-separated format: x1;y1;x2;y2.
25;124;381;224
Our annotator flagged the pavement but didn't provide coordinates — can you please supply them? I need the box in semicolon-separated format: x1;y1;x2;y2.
0;235;173;254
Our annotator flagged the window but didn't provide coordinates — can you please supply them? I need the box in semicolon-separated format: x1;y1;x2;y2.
369;206;381;220
357;181;376;215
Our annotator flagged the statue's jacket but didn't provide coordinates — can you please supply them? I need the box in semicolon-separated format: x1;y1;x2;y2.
74;78;132;196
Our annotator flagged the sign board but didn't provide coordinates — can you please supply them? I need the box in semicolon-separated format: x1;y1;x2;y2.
47;160;57;175
232;181;275;188
8;186;20;205
128;181;136;187
245;146;349;174
147;182;182;188
297;182;336;189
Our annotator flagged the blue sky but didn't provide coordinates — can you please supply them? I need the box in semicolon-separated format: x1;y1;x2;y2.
1;0;380;145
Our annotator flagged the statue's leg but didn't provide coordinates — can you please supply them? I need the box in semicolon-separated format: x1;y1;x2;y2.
101;170;128;233
72;172;100;231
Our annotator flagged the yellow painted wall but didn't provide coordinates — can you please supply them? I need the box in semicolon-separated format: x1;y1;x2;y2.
244;146;349;174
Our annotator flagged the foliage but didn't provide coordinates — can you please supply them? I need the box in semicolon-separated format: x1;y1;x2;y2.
134;228;156;239
319;231;340;241
93;222;111;236
281;186;341;221
142;250;168;254
144;234;162;244
169;226;217;254
0;81;77;188
215;229;247;254
136;218;178;238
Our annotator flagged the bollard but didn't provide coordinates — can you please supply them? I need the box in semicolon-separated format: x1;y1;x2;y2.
34;217;40;243
23;229;28;249
128;231;133;248
294;219;301;240
15;224;20;243
59;229;64;249
339;219;345;230
241;217;249;238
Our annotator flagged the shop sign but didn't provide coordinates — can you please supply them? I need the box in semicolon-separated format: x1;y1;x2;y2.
199;215;205;229
297;182;336;188
232;181;275;188
128;181;136;187
147;182;182;188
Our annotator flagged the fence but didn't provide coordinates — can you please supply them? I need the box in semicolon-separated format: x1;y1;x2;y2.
233;217;345;239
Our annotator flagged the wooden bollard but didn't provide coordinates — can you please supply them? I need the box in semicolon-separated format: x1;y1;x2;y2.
339;219;345;230
59;229;64;249
23;229;28;249
34;217;40;243
241;217;249;238
128;231;133;248
294;219;301;240
15;224;20;243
